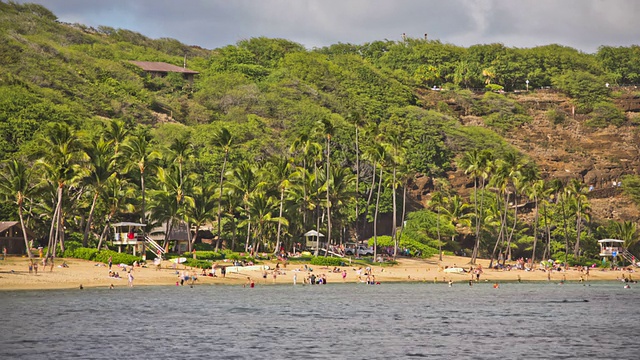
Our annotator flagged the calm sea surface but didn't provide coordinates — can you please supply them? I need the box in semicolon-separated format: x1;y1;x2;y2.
0;282;639;359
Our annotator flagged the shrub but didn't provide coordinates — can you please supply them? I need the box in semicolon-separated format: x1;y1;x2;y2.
72;247;99;260
398;238;438;258
190;251;225;260
546;108;566;125
310;256;343;267
94;250;140;265
183;259;211;269
586;101;625;127
367;235;393;247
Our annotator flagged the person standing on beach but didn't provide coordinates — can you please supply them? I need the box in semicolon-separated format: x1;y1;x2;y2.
128;271;134;287
2;246;6;260
108;256;112;270
293;272;297;285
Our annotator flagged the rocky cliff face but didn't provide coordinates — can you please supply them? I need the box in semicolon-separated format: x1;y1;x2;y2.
411;90;640;224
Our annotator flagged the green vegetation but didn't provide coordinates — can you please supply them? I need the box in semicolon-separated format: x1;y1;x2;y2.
1;2;639;268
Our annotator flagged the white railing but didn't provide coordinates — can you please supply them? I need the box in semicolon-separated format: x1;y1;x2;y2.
144;236;166;256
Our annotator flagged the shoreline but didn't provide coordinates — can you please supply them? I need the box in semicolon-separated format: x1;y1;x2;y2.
0;255;636;291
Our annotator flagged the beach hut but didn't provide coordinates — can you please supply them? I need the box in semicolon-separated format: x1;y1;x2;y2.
0;221;35;255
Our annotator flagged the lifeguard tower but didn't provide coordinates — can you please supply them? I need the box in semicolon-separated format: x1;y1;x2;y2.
111;222;166;260
598;239;639;267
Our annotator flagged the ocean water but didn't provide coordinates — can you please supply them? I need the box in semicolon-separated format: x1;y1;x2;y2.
0;282;638;359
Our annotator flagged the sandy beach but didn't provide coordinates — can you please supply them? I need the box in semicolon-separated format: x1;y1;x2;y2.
0;255;635;291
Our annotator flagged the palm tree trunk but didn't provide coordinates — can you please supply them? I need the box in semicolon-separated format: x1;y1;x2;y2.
275;187;285;254
471;177;486;264
391;164;397;255
46;196;59;258
326;136;331;249
244;212;252;253
97;223;110;250
52;185;64;257
471;177;479;263
561;199;569;267
18;204;33;258
373;166;383;260
217;152;228;251
394;183;407;260
531;196;539;267
488;191;506;268
573;204;582;259
83;191;99;247
354;126;360;242
505;189;518;263
360;160;377;237
140;170;147;259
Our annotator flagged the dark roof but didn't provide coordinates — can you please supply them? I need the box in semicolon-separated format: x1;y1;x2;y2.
0;221;19;233
129;61;199;74
0;221;36;238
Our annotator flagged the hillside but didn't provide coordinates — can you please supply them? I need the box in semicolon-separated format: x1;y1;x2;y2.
2;2;640;261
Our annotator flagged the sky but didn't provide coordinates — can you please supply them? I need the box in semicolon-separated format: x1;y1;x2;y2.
16;0;640;53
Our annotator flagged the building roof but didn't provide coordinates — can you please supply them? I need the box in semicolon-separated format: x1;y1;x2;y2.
0;221;36;238
0;221;19;233
129;61;199;74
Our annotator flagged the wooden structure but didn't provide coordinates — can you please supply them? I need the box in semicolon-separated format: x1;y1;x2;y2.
129;61;199;82
0;221;35;255
148;221;190;254
111;222;146;256
598;239;624;257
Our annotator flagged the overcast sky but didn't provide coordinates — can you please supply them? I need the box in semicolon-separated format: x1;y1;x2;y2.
17;0;640;53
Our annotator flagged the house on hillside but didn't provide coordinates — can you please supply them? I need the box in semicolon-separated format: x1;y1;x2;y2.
0;221;35;255
129;61;199;83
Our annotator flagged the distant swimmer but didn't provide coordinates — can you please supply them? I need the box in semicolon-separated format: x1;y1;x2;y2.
493;283;499;289
448;280;453;287
624;284;631;289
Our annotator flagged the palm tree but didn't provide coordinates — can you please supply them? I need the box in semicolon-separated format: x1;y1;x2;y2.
387;129;405;257
427;184;446;261
0;159;36;258
460;149;493;264
325;165;356;252
229;161;260;252
183;178;217;250
348;112;367;242
440;194;472;249
527;179;548;266
96;176;135;251
269;156;292;255
613;221;639;250
168;135;193;189
244;191;286;253
39;122;81;257
318;117;335;248
289;134;322;232
566;179;590;260
368;142;390;260
121;135;160;225
103;119;129;178
212;127;233;250
81;137;115;247
121;134;160;258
